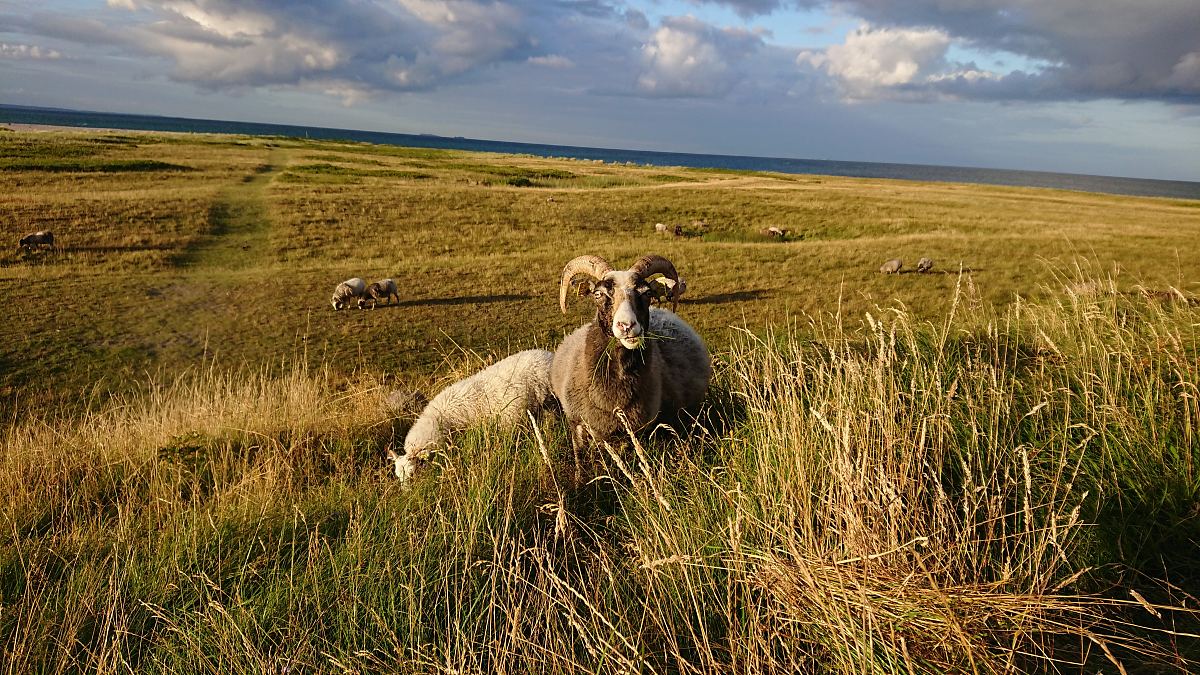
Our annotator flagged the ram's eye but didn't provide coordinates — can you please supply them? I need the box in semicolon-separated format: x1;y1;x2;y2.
593;289;606;299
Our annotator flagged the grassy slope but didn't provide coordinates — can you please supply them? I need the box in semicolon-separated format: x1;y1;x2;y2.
2;129;1200;673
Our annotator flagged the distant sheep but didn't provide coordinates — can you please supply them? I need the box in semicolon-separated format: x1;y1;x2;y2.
389;349;557;482
762;226;789;239
916;258;934;273
18;231;54;251
330;277;366;310
358;278;399;309
879;259;903;274
654;222;682;236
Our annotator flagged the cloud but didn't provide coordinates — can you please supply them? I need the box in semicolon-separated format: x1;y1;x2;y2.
527;54;574;68
5;0;1198;108
637;15;764;97
0;42;63;60
689;0;792;19
7;1;539;94
799;24;956;100
806;1;1200;103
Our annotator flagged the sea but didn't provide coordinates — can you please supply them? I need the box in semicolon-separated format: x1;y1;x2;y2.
3;104;1198;200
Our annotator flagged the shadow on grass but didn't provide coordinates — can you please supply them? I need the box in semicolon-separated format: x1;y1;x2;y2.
890;268;984;275
68;244;179;253
689;289;771;304
365;293;534;309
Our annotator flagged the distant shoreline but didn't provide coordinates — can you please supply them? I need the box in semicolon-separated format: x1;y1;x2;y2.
3;122;148;134
3;105;1198;200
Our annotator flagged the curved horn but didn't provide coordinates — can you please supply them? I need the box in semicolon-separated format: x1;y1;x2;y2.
629;254;678;284
630;255;683;311
558;255;612;314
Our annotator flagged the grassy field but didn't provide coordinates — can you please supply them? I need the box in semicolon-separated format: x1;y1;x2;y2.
2;128;1200;672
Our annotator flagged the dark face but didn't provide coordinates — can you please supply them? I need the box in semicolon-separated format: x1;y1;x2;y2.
591;271;655;349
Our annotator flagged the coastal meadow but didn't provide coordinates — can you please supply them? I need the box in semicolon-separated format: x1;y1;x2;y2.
2;129;1199;672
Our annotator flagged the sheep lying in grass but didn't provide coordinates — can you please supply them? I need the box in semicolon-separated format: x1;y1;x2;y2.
916;257;934;273
330;278;366;310
552;254;710;449
358;278;399;309
18;231;54;251
879;259;902;274
389;349;556;482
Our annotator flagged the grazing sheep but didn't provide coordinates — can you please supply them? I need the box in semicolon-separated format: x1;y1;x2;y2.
762;226;789;238
879;259;903;274
358;278;400;309
653;222;682;236
552;254;711;449
18;231;54;251
389;349;556;481
330;277;367;310
916;257;934;273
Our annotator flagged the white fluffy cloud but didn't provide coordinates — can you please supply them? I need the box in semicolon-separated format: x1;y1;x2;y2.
800;25;951;99
797;24;1002;101
637;16;763;97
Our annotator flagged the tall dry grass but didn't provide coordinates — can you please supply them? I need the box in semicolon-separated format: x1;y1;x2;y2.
2;273;1198;673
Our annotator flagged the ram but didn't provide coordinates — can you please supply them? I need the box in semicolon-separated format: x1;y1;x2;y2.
551;254;710;449
389;349;556;482
358;278;400;309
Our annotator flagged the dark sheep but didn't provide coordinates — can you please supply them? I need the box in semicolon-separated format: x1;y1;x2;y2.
552;254;710;448
18;231;54;251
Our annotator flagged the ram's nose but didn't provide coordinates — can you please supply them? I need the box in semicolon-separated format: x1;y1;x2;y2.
614;321;641;338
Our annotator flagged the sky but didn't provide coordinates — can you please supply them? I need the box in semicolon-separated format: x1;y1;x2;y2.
1;1;1198;181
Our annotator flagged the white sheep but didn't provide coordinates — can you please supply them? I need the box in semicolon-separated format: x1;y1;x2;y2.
389;349;556;481
879;259;903;274
330;277;366;310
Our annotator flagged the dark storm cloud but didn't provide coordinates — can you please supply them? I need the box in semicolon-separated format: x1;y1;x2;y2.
3;1;547;99
688;0;792;18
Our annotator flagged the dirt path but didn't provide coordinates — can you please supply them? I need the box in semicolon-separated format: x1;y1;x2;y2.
176;148;288;270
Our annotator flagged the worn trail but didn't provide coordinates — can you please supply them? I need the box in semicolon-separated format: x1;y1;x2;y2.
176;148;288;271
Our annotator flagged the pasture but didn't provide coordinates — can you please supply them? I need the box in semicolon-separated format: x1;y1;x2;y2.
2;128;1199;673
